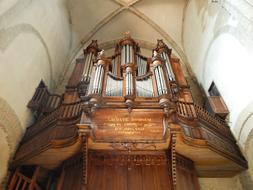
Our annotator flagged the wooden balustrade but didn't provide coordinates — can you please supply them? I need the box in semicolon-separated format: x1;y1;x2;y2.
28;88;48;110
8;171;42;190
28;81;62;114
195;104;235;140
59;101;82;120
41;94;62;113
176;101;197;119
177;101;233;138
23;108;60;142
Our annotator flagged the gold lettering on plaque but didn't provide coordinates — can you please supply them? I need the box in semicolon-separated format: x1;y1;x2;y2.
103;116;155;136
93;109;165;141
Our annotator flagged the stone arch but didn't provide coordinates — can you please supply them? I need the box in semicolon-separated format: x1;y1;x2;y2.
239;125;253;189
0;96;23;157
0;97;23;186
236;101;253;147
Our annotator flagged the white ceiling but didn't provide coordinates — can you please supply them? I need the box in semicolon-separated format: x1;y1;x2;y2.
67;0;188;60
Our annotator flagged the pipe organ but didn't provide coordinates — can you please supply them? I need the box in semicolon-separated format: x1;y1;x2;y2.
161;51;175;81
82;51;95;82
136;75;154;97
153;52;168;96
111;55;120;76
121;44;134;65
105;72;123;96
137;55;148;76
90;52;105;95
85;36;175;101
9;35;247;190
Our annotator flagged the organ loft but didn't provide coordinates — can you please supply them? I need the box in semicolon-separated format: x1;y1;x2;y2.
7;34;247;190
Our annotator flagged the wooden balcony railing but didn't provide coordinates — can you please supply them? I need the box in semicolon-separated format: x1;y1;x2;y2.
22;108;60;142
194;104;234;139
28;85;62;114
177;101;233;139
176;101;197;119
8;171;42;190
59;101;82;120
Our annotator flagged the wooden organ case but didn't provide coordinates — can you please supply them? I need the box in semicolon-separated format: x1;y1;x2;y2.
8;36;247;190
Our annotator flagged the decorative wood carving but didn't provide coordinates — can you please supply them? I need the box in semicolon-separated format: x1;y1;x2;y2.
90;109;167;142
9;36;248;190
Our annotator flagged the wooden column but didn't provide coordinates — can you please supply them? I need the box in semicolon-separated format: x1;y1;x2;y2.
78;123;91;190
7;167;20;190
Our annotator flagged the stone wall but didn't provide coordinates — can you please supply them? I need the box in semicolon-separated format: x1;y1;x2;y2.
183;0;253;188
0;0;71;186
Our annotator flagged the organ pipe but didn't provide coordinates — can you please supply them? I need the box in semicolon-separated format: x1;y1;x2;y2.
137;55;147;76
105;73;123;96
87;66;96;95
91;51;106;95
112;56;119;76
82;52;94;82
121;44;134;65
126;67;134;96
161;52;175;81
153;51;168;96
136;76;154;97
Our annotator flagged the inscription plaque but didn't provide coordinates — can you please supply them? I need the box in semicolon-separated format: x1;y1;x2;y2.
91;109;166;141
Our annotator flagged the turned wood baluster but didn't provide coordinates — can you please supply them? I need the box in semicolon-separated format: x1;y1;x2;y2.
28;166;40;190
8;167;20;190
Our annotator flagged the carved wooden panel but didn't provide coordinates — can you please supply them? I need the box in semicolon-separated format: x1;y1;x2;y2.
60;154;83;190
87;151;172;190
91;109;167;142
176;154;200;190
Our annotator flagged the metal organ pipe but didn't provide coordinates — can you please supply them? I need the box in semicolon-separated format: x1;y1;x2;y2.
121;44;134;65
126;45;129;64
153;52;168;96
92;65;99;93
136;76;154;97
87;66;96;95
137;55;147;76
91;61;105;94
126;67;133;96
161;52;175;81
97;65;104;94
105;73;123;96
154;68;162;95
112;56;118;75
82;52;94;81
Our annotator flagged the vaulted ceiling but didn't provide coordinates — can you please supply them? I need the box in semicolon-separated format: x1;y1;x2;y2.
67;0;188;59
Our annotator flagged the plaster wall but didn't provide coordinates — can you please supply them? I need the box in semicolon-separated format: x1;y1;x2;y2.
183;0;253;140
183;0;253;188
0;0;71;186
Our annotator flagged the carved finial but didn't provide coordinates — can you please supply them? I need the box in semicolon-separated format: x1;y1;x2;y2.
156;39;171;54
86;40;99;50
97;49;105;59
157;39;166;48
123;31;131;38
153;50;158;57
